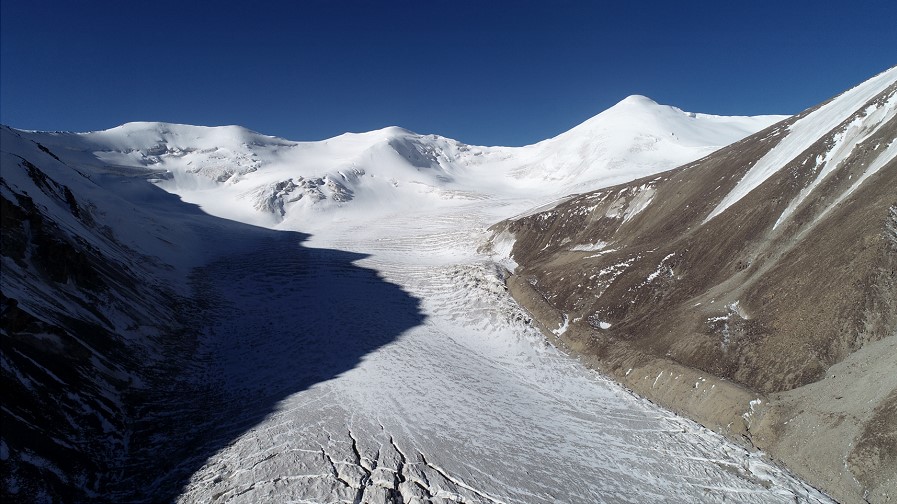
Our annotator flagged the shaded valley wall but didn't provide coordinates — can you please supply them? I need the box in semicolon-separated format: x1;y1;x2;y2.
1;143;190;501
1;127;424;502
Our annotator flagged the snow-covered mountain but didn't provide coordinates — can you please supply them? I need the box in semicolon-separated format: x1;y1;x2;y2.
17;99;783;228
488;66;897;503
506;94;782;189
3;94;828;504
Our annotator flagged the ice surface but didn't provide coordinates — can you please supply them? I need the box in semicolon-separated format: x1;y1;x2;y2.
172;201;830;503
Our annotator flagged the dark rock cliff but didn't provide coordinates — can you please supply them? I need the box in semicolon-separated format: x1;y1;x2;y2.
1;131;189;501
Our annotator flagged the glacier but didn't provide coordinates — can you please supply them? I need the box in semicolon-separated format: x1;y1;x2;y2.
1;97;835;502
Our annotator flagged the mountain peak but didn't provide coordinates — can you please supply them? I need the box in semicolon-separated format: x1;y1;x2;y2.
377;125;416;136
615;95;660;107
331;125;419;143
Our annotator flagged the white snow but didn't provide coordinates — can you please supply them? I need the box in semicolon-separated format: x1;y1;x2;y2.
552;314;570;336
815;137;897;225
24;95;783;231
487;229;519;273
707;66;897;223
645;252;677;284
571;241;609;252
773;89;897;229
507;96;785;196
621;186;657;222
742;398;764;427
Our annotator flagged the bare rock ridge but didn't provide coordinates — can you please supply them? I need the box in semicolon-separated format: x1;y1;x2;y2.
487;67;897;503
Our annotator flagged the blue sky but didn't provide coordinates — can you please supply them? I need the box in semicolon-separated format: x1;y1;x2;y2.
1;1;894;146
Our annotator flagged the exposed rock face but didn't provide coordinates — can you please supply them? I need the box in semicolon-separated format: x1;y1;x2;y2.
1;130;190;501
489;68;897;503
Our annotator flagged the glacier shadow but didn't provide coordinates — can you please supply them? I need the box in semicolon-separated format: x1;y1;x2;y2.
0;135;423;503
117;200;425;501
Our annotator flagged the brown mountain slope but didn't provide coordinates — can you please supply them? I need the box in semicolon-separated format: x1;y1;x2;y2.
487;69;897;503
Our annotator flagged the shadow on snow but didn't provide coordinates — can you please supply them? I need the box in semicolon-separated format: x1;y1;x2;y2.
114;189;425;501
0;137;424;502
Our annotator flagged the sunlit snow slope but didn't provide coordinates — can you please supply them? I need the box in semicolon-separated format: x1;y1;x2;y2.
24;97;784;228
2;97;831;503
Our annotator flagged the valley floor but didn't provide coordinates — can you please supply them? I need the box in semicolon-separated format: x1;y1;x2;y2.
173;198;832;503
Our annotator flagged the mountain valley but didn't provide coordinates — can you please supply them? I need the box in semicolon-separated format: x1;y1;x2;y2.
2;68;895;504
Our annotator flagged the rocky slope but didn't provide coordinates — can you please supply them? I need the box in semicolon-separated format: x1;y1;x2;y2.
0;126;194;500
487;67;897;503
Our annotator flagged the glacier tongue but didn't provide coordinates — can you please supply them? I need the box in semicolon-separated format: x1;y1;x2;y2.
175;200;831;503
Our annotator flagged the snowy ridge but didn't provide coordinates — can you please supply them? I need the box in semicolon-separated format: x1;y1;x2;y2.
707;66;897;222
16;98;785;230
511;94;784;192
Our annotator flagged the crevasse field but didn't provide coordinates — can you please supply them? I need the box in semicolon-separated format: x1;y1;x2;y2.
175;202;830;503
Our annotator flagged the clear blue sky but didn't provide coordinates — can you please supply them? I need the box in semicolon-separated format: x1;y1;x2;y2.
2;0;895;146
